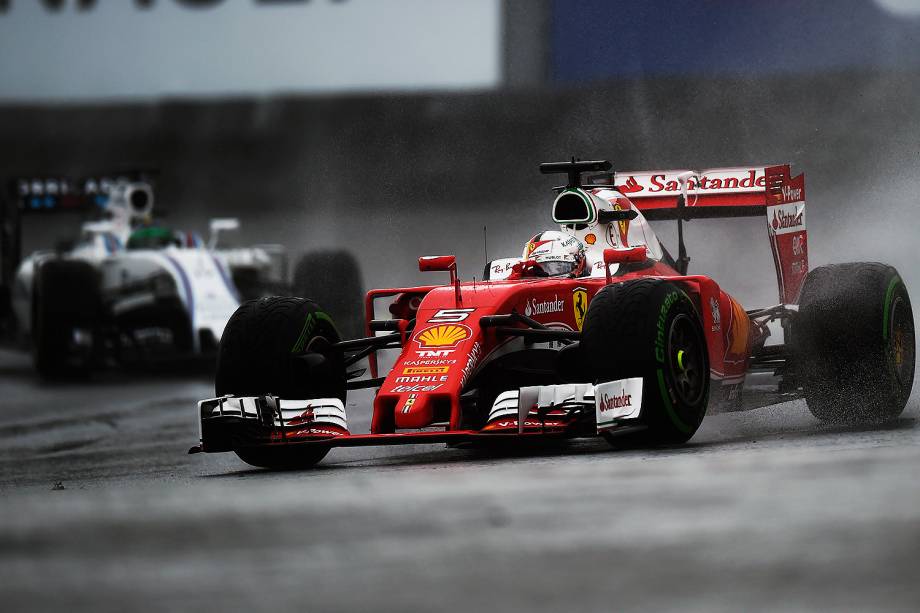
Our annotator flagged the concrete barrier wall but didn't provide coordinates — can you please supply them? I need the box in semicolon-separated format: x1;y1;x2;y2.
2;68;919;317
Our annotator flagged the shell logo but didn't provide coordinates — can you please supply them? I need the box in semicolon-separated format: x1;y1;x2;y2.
415;324;471;348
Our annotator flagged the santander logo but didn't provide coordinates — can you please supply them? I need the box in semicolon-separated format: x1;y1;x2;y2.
617;176;643;194
599;391;632;412
595;377;642;429
615;169;765;197
524;295;565;317
771;208;803;232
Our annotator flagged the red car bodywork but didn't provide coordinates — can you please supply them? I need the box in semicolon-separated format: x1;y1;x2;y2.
195;163;808;452
366;266;748;434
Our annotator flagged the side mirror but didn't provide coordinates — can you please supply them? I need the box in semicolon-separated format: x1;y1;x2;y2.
603;246;647;265
418;255;456;272
419;255;462;306
210;218;240;233
602;246;648;283
208;218;241;249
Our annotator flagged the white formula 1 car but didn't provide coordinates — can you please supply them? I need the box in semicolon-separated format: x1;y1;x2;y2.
1;176;287;376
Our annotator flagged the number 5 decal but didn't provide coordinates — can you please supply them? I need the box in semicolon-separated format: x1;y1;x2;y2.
429;308;475;323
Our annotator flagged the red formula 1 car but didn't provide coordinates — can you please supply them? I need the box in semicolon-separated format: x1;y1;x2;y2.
191;159;916;469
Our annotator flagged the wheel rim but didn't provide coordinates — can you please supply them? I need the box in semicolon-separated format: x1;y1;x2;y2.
667;313;707;406
888;296;915;388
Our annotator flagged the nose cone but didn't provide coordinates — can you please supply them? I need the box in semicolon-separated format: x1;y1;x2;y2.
393;393;436;429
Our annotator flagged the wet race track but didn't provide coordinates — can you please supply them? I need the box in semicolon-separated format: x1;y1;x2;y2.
1;347;919;612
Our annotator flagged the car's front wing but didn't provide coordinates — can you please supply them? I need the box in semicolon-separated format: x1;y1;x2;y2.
190;379;647;455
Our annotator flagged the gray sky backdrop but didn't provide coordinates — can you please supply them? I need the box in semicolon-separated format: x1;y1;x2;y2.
0;0;501;102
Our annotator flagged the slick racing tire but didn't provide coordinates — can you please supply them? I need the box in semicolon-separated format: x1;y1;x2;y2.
216;296;346;469
581;279;709;445
793;263;915;423
32;259;100;378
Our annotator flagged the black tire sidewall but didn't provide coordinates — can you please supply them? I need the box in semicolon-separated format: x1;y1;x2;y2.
235;445;329;470
795;263;915;422
33;259;100;377
215;296;345;401
582;279;709;444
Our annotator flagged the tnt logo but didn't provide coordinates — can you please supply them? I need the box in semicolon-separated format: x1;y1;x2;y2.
417;349;454;358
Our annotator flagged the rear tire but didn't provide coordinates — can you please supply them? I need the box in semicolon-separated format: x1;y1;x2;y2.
32;259;99;378
216;296;346;468
793;263;915;423
581;279;710;445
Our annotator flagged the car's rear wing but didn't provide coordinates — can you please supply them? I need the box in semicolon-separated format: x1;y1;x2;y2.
7;173;155;215
0;172;156;297
613;164;808;304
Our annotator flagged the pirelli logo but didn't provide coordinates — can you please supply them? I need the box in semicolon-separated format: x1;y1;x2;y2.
403;366;450;375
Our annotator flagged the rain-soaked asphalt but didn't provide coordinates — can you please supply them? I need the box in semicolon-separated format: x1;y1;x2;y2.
1;347;918;612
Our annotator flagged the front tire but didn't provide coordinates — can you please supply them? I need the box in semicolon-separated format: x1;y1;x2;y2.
234;445;330;470
793;263;915;423
216;296;345;468
581;279;710;445
32;259;99;378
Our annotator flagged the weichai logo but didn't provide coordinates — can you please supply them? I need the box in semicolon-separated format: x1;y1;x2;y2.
414;324;471;348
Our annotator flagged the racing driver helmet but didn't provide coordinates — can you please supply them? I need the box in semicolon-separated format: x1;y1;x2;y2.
522;230;587;277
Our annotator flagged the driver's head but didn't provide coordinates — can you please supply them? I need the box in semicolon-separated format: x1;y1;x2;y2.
522;231;587;277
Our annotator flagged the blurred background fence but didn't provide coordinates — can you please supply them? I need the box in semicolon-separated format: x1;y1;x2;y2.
2;0;919;322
